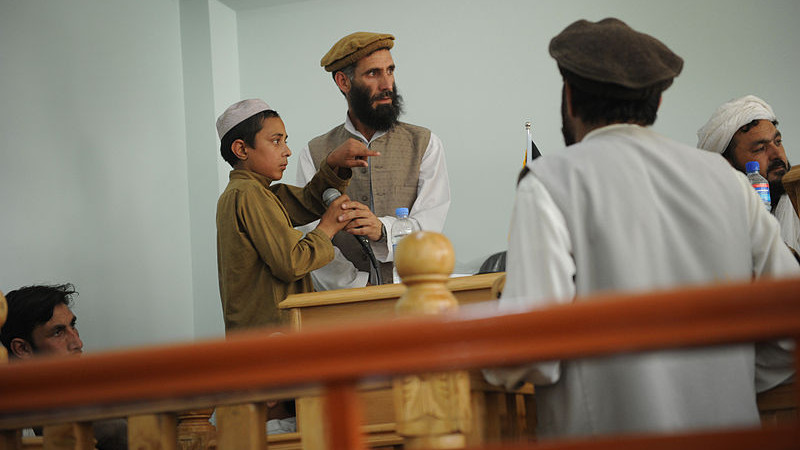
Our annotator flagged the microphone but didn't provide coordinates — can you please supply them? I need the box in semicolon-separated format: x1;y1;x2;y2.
323;189;370;248
322;187;343;209
322;188;383;284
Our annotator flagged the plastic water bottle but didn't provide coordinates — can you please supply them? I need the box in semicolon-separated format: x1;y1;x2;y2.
745;161;771;212
391;207;419;284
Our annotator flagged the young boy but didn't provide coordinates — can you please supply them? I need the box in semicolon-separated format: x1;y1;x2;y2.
216;99;378;332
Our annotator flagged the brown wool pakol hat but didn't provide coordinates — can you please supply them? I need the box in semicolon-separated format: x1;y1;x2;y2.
321;32;395;72
549;18;684;99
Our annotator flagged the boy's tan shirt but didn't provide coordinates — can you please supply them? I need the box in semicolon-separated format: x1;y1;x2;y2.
216;163;349;332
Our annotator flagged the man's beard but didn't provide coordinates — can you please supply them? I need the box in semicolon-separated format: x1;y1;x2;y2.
768;159;792;209
348;81;404;131
561;88;577;146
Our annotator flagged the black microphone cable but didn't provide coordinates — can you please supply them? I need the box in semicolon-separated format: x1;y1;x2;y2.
323;188;383;285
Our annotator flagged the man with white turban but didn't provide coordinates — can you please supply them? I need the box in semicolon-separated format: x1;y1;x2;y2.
697;95;799;255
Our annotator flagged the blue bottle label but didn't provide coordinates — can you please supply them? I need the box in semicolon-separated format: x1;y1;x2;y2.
753;182;771;208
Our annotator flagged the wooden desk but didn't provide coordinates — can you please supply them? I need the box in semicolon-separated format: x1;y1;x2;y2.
278;272;533;449
280;272;504;329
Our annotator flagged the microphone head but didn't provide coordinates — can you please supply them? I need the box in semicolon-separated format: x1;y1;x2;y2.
322;188;342;207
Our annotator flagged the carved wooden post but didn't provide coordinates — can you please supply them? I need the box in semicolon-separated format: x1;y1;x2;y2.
176;409;216;450
295;395;325;450
129;413;177;450
216;403;267;450
42;423;95;449
324;381;366;450
392;231;471;449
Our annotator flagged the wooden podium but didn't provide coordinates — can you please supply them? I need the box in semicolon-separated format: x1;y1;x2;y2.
279;234;533;449
280;272;504;329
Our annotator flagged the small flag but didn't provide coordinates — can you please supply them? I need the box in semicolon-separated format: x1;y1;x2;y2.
523;121;542;168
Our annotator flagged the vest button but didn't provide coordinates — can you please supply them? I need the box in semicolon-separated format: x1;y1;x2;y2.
361;195;368;202
361;168;368;174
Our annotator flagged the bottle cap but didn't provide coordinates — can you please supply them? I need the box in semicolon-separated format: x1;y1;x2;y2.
395;207;409;217
745;161;760;173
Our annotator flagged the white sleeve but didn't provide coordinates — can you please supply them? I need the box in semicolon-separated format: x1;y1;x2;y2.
738;172;800;391
483;173;576;389
739;172;800;278
310;246;370;291
377;132;451;262
295;145;317;187
296;144;370;290
774;194;800;254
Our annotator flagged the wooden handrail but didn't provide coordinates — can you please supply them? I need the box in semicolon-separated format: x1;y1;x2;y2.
1;277;799;427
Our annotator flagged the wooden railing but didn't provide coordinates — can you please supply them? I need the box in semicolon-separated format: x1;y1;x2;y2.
1;231;799;449
1;275;799;449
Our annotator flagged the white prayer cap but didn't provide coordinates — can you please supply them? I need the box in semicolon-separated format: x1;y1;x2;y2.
216;99;272;140
696;95;777;154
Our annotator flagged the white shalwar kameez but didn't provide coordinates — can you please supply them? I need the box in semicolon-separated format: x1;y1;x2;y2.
774;193;800;254
485;124;799;439
295;114;450;290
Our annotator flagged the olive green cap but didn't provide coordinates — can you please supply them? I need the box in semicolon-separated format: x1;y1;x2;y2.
321;31;395;72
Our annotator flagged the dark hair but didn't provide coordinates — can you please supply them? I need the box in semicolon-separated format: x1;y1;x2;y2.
721;119;780;164
562;69;663;127
332;63;357;98
332;63;356;82
219;110;280;167
1;283;77;356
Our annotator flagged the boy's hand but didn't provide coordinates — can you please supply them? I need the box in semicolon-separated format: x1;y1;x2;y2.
316;194;352;239
338;201;383;242
326;138;381;173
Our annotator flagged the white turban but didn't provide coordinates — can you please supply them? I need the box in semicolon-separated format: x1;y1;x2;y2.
696;95;777;154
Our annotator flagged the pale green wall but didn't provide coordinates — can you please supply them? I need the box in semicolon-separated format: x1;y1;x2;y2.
209;0;243;194
0;0;199;351
235;0;800;271
1;0;798;352
180;0;231;341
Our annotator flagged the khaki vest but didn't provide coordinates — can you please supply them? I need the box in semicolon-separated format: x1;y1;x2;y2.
308;122;430;283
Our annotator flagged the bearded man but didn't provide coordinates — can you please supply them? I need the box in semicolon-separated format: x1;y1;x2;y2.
296;32;450;289
697;95;799;255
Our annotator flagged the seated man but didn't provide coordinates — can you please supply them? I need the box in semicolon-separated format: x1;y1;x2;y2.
697;95;799;256
0;283;127;450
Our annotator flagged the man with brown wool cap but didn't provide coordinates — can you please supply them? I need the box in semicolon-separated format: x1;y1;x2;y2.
484;18;798;439
296;31;450;289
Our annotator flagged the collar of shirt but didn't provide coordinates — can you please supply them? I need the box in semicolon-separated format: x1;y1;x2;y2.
229;169;273;188
583;123;646;142
344;112;388;145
